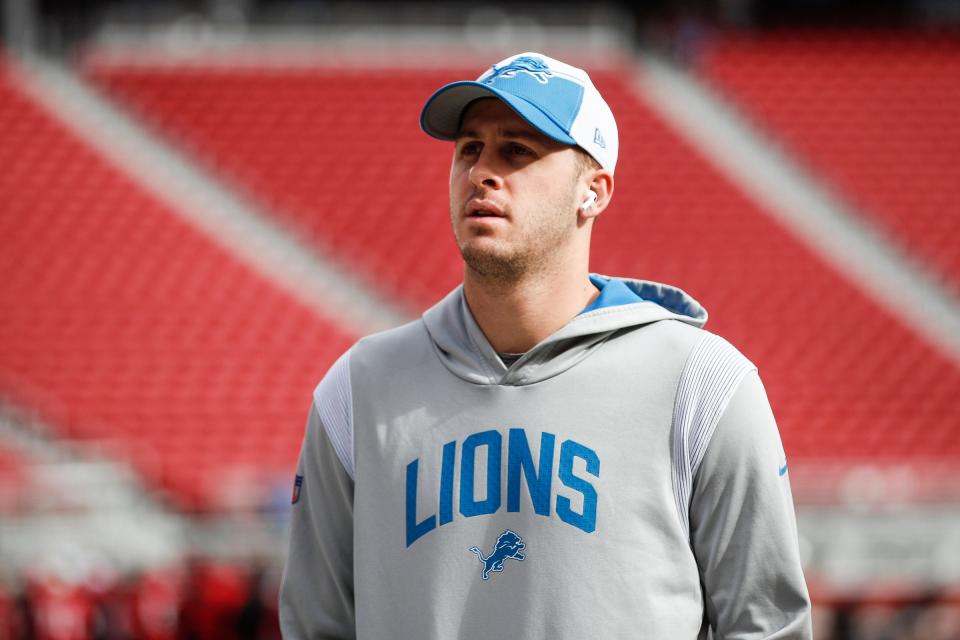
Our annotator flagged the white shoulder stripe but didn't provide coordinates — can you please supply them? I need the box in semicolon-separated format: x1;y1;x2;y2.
672;332;755;539
313;349;354;480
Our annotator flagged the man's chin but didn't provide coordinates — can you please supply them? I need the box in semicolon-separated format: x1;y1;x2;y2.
459;244;528;282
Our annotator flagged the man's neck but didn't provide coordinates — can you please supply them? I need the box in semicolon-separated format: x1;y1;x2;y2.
463;263;600;354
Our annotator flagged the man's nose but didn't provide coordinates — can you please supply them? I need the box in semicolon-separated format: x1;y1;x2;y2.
469;148;504;190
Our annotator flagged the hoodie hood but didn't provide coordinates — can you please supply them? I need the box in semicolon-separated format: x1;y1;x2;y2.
422;274;708;386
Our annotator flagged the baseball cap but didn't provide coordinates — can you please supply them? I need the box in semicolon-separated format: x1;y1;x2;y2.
420;52;619;173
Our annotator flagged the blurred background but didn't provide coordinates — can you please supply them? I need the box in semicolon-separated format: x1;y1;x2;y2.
1;0;959;638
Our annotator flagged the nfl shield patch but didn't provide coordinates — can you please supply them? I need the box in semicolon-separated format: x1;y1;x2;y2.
291;474;304;504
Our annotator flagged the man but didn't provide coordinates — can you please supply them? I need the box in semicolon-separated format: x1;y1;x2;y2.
280;52;811;639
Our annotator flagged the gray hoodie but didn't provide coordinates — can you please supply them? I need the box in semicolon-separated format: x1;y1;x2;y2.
280;275;812;639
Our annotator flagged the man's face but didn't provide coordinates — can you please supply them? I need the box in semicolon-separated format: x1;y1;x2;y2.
449;98;584;282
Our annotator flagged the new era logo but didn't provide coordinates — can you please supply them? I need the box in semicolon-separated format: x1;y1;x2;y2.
593;128;606;149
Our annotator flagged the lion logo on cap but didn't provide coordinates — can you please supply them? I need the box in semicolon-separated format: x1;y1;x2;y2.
484;56;553;85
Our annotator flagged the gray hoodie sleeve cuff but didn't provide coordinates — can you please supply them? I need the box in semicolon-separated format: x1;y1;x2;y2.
689;369;812;639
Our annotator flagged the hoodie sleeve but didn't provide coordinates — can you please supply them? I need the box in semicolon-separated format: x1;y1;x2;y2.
688;367;812;639
279;350;356;639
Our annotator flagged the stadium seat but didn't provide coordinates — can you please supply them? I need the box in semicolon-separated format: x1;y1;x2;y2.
82;57;960;471
697;31;960;295
0;57;357;511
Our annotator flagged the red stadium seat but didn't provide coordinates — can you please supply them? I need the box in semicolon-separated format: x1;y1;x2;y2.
698;30;960;295
0;57;357;511
81;56;960;470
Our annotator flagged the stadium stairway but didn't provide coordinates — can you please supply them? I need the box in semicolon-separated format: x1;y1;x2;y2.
0;54;359;512
697;31;960;296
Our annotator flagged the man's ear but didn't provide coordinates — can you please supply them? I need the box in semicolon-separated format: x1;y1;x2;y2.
579;170;614;221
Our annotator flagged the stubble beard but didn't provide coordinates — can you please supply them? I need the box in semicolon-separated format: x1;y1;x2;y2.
452;188;577;286
460;243;530;283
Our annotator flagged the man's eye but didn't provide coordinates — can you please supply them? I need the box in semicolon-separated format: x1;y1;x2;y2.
507;144;532;156
461;142;481;156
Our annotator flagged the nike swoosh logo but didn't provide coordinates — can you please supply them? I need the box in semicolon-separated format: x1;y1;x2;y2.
778;463;788;477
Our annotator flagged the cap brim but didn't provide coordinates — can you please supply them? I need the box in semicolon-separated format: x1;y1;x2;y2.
420;81;576;146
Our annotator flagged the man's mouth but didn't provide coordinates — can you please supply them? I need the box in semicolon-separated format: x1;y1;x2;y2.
466;200;506;218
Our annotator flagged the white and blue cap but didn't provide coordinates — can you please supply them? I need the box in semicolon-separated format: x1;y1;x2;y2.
420;52;619;173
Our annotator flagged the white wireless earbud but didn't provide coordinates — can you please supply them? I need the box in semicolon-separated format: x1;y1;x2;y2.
580;190;598;211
